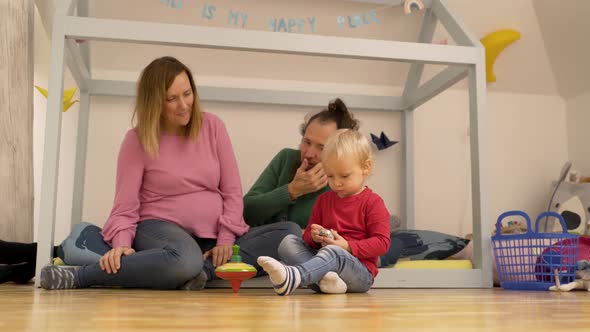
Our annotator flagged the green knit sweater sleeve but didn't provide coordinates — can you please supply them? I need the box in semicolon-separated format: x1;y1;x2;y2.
243;149;298;226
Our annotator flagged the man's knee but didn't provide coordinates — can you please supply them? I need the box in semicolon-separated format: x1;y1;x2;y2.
282;222;303;237
278;234;302;258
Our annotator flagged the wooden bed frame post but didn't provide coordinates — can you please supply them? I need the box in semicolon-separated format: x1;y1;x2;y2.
35;0;73;287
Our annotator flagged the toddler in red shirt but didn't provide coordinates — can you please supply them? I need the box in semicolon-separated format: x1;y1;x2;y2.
258;129;391;295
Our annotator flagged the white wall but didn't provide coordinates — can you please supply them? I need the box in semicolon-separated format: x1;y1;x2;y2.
533;0;590;99
486;92;567;234
414;90;566;236
566;91;590;174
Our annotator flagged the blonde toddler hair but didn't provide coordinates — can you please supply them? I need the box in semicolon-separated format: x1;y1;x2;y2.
321;129;373;171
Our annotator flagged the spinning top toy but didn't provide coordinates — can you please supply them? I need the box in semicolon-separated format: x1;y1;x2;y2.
215;245;257;293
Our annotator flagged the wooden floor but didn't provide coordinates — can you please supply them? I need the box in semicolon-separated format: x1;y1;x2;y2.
1;283;589;331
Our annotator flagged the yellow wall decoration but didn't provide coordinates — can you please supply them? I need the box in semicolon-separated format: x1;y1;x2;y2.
480;29;521;83
34;86;79;112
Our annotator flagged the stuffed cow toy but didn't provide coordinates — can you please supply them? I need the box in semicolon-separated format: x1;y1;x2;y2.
547;182;590;235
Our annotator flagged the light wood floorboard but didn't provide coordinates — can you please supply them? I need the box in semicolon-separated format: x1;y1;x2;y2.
1;283;589;331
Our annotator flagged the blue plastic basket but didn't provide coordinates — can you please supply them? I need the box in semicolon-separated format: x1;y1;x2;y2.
492;210;579;290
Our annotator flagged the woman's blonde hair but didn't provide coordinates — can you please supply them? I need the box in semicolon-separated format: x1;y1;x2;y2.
321;129;373;170
133;56;203;157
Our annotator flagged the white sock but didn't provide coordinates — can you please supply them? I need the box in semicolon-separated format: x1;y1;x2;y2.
257;256;301;296
319;272;347;294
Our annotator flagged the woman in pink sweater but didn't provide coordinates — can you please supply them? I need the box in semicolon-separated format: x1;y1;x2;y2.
40;56;300;290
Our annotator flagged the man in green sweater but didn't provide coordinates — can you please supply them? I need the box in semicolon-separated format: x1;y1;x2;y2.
245;98;470;269
244;98;359;228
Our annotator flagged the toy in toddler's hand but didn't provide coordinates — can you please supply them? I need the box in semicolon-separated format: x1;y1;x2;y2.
214;245;257;293
319;228;335;240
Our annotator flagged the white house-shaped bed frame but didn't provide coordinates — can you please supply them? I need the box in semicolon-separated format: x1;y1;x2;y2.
36;0;492;288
